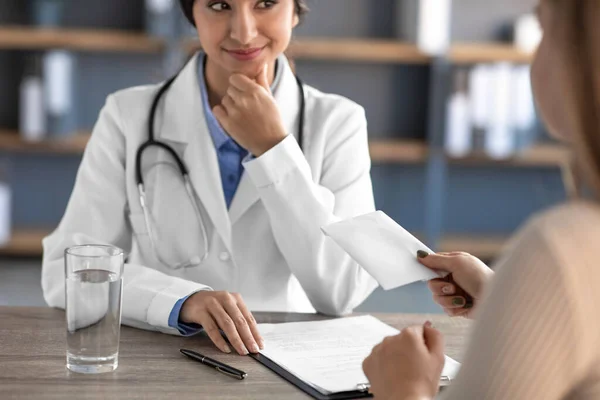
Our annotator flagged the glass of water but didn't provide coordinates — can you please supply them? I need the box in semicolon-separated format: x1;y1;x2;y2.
64;245;124;374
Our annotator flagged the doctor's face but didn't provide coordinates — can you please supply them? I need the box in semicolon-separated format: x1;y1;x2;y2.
192;0;299;78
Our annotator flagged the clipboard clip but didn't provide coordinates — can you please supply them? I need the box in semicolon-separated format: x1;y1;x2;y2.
357;376;451;393
356;383;370;392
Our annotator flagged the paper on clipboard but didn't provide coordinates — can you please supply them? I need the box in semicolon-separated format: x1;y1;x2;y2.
257;316;461;396
322;211;447;290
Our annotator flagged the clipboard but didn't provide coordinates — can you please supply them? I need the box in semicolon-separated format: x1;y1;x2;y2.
249;352;372;400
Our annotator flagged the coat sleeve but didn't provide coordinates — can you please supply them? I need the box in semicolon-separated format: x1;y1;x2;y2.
243;103;378;316
41;94;211;335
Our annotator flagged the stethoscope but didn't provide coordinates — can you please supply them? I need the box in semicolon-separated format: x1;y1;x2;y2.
136;65;306;269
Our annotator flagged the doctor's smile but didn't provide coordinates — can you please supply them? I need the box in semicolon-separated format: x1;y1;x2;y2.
225;47;265;62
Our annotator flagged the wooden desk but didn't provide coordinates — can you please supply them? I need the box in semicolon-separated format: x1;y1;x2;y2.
0;307;471;399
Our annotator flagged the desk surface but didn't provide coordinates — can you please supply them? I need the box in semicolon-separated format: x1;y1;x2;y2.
0;307;471;399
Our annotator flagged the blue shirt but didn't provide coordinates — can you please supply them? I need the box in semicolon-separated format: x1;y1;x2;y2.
168;54;282;335
200;56;249;209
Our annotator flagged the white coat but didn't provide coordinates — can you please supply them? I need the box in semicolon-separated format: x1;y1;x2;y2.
42;54;378;335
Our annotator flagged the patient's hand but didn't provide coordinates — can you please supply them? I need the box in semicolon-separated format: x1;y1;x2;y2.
180;291;264;355
363;322;443;400
418;251;494;319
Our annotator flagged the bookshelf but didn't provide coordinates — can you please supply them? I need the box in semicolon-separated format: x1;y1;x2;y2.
0;16;548;262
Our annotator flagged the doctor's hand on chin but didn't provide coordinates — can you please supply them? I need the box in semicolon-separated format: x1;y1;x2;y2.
213;63;288;157
179;290;264;356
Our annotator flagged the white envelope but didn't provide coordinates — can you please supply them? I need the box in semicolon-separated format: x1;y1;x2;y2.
322;211;446;290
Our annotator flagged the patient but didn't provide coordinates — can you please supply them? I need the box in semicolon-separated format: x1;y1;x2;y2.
363;0;600;399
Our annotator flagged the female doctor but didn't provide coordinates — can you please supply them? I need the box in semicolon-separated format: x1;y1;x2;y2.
41;0;378;356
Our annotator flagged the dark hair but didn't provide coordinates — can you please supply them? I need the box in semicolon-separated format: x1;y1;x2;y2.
179;0;309;26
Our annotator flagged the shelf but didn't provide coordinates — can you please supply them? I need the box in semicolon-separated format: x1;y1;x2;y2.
0;228;48;256
182;38;431;64
0;27;532;63
286;39;431;64
0;132;428;163
369;139;428;163
0;26;165;53
448;144;570;168
439;234;508;260
449;43;534;64
183;39;533;65
0;131;91;154
0;228;509;259
0;131;568;168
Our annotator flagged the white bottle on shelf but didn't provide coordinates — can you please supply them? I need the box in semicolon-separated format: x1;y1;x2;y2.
511;65;537;150
145;0;177;38
445;69;472;158
0;173;11;246
396;0;452;56
43;50;76;137
20;55;46;142
486;63;516;159
514;14;542;54
469;64;493;151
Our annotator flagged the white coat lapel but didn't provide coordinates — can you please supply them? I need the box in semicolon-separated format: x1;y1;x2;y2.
229;55;303;225
158;54;232;250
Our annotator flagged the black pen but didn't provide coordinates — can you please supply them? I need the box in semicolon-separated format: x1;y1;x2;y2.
180;349;248;380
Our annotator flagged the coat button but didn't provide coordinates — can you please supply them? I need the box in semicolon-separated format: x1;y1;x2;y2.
219;252;230;262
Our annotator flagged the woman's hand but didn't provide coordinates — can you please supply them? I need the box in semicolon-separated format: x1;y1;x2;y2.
418;251;494;318
179;291;264;356
213;64;287;157
362;322;444;400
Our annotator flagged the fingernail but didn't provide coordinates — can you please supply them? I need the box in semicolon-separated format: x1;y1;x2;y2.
442;285;454;295
251;344;260;353
242;346;249;355
452;297;466;306
223;344;232;353
259;339;265;349
424;321;433;328
417;250;429;259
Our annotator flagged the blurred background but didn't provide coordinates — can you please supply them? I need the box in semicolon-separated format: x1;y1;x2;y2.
0;0;566;313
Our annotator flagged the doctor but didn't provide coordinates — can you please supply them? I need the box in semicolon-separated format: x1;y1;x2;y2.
42;0;378;356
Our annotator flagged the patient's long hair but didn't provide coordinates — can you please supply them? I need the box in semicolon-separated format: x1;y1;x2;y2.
552;0;600;198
